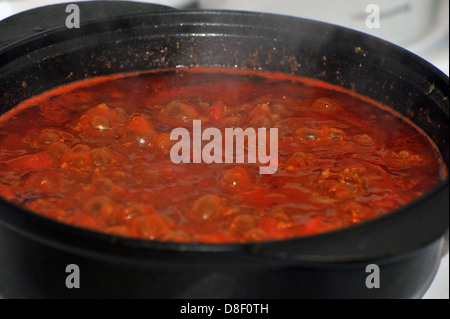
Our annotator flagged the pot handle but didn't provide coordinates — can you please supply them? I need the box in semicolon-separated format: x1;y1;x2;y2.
0;0;176;50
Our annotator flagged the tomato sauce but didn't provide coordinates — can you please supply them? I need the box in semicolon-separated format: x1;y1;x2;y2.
0;68;446;243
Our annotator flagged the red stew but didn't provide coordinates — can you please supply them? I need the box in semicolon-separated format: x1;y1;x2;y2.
0;68;446;243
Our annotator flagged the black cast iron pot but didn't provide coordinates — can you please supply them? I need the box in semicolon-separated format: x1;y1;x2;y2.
0;1;448;299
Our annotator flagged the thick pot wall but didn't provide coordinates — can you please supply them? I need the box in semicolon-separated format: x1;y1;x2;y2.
0;221;444;299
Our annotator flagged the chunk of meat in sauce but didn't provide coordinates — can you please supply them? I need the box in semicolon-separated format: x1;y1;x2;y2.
285;152;317;172
131;214;172;240
75;103;120;138
7;151;55;171
59;144;93;171
248;103;273;128
117;203;156;225
22;170;68;194
32;131;63;149
25;198;68;221
90;147;114;167
119;116;155;147
294;125;347;143
187;194;228;222
159;100;201;125
207;101;227;123
160;230;192;243
82;195;120;225
47;142;69;159
313;167;367;200
219;167;253;193
150;133;175;155
219;115;245;132
258;216;290;239
294;126;324;141
229;214;258;237
382;149;427;167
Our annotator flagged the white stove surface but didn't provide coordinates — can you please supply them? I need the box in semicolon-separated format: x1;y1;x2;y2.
423;251;449;299
0;0;448;299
